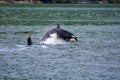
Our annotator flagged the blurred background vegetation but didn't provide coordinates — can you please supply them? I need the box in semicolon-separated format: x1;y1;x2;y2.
0;0;120;4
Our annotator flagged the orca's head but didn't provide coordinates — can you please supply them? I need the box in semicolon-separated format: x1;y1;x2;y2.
69;35;77;42
41;24;77;44
56;24;77;42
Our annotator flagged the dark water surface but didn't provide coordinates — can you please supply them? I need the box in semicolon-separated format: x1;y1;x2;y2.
0;25;120;80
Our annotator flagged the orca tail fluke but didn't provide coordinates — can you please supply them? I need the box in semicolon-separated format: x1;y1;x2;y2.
15;31;37;46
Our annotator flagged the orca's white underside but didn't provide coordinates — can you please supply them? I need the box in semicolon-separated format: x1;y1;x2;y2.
40;33;66;44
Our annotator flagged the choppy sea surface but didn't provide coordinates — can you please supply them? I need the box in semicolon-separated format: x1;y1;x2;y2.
0;25;120;80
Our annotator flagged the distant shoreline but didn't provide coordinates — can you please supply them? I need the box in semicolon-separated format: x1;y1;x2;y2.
0;1;42;4
0;0;120;4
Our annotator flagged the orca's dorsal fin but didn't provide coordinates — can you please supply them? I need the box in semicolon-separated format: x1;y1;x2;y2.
27;36;32;46
57;24;60;29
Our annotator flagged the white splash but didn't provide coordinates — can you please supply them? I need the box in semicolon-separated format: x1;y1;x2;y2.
41;45;47;48
40;38;66;44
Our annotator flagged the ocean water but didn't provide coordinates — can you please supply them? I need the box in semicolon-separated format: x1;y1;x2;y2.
0;25;120;80
0;4;120;80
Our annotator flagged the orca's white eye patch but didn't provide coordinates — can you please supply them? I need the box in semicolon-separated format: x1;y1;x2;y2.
50;33;57;39
72;35;75;38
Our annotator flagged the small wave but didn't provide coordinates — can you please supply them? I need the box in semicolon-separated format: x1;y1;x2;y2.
41;45;47;48
0;45;28;52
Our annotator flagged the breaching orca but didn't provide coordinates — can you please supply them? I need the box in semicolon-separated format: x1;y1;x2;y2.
41;24;77;44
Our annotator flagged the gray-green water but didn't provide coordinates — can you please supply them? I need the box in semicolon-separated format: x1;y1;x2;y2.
0;4;120;80
0;4;120;25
